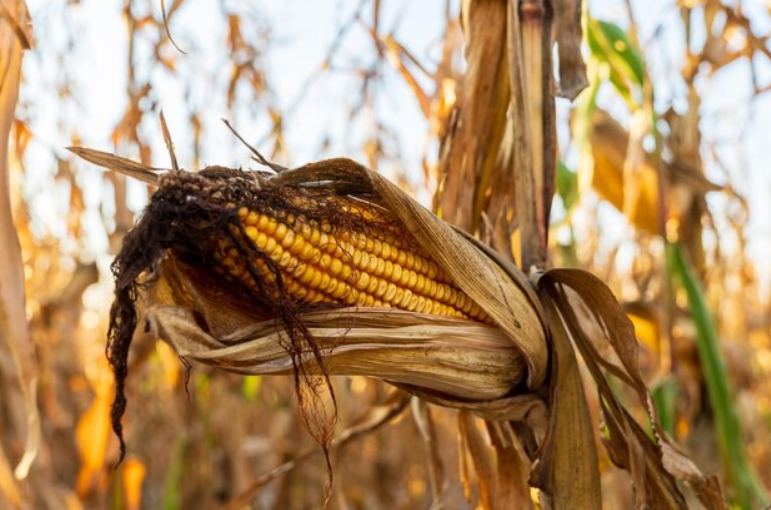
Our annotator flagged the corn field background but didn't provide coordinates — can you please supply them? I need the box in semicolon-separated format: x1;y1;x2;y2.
1;0;771;509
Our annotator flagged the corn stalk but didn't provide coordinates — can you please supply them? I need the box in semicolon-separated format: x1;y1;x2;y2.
434;0;729;508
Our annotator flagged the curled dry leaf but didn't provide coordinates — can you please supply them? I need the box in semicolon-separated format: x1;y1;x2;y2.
437;0;510;233
585;107;722;237
538;268;727;510
550;0;588;99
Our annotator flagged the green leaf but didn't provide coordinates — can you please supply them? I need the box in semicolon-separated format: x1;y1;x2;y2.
586;18;645;107
163;435;187;510
668;243;769;509
556;160;579;212
652;377;678;438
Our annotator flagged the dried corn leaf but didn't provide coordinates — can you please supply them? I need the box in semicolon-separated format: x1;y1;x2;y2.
436;0;510;233
552;0;587;99
508;0;542;269
0;445;20;509
539;268;727;509
0;0;39;482
587;109;659;234
531;289;602;510
67;147;163;185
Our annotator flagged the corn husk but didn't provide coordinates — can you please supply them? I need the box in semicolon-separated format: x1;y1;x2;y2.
69;149;548;405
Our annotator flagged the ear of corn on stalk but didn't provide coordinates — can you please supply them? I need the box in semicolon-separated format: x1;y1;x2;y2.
64;152;548;462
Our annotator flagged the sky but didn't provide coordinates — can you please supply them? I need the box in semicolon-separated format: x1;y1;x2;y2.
18;0;771;291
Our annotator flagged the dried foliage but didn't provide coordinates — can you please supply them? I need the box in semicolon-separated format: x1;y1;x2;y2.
0;0;38;498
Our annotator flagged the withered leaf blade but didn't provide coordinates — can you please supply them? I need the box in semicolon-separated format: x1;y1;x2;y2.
532;291;602;510
68;146;166;185
436;0;510;233
551;0;588;99
0;0;39;481
541;268;727;509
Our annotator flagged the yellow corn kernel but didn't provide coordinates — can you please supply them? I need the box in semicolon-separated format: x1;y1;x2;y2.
217;205;490;321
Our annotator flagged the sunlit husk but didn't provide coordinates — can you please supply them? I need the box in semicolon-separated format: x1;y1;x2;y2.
73;150;549;404
141;153;550;402
271;158;549;388
148;258;527;401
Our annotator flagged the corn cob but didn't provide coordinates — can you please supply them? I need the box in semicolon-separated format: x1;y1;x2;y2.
215;203;491;322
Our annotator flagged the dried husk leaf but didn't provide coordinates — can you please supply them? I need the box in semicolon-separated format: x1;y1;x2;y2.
148;298;526;401
138;157;548;400
399;385;547;425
